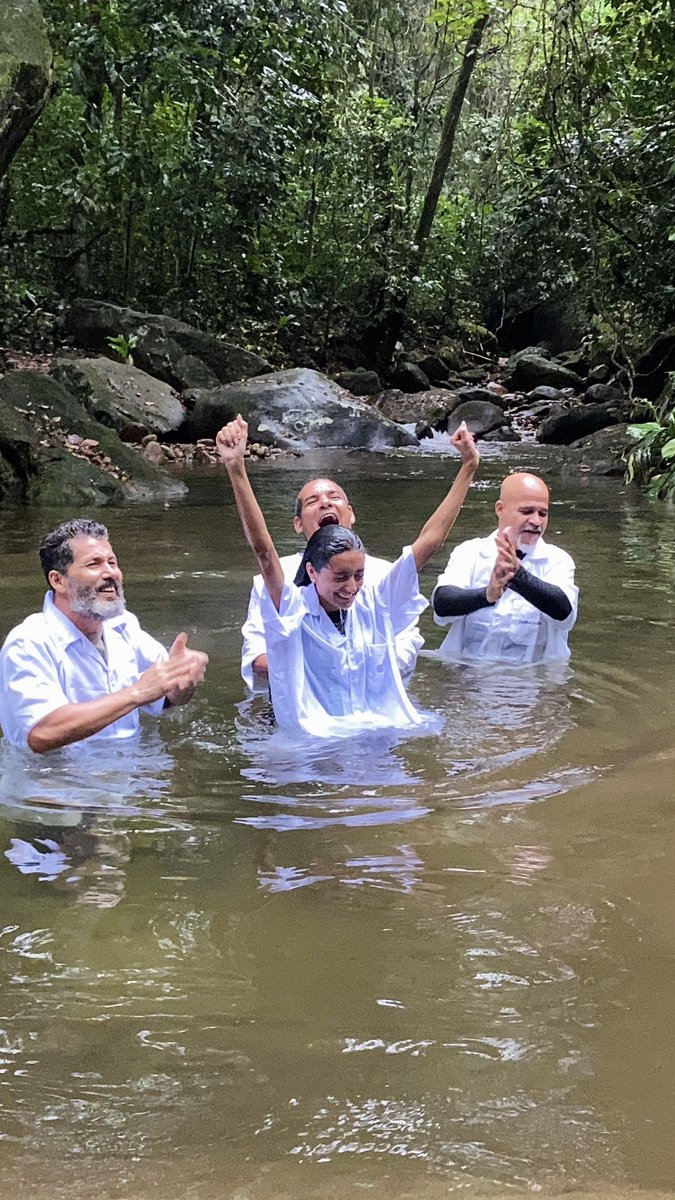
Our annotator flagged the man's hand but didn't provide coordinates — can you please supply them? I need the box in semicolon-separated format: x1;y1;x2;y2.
164;631;209;707
450;420;480;470
216;414;249;466
486;528;519;603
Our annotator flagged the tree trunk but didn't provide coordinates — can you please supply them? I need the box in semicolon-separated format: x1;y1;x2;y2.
0;0;53;182
362;12;490;372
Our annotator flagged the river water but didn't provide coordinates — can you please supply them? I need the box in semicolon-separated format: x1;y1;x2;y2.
0;444;673;1200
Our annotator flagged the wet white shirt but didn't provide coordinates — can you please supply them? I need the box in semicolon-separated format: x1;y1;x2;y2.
260;546;429;738
241;550;423;690
432;533;578;664
0;592;167;750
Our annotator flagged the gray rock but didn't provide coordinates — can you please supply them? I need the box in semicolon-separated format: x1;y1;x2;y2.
583;382;624;405
416;355;449;383
65;299;271;387
562;424;630;477
181;368;417;450
130;326;222;391
481;426;520;442
446;401;509;439
334;368;382;396
457;385;509;410
525;385;563;403
555;347;590;376
374;388;461;426
389;361;431;393
51;356;186;437
0;372;186;505
586;363;610;384
506;353;584;393
459;367;489;384
537;403;620;445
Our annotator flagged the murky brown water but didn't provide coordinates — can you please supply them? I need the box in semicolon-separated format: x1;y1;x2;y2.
0;445;674;1199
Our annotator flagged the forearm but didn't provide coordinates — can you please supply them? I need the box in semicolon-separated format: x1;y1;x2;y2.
412;461;477;570
226;461;283;606
508;568;572;620
433;584;493;617
27;684;148;754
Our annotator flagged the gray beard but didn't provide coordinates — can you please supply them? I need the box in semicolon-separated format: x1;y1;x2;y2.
69;581;126;620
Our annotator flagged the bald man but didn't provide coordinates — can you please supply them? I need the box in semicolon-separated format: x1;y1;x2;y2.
431;472;578;663
241;476;423;688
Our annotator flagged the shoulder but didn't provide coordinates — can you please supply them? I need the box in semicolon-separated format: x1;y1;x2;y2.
253;553;301;590
447;536;492;562
540;540;575;569
1;611;49;654
363;553;393;581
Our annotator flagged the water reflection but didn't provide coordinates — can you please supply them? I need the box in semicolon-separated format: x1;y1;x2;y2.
0;460;674;1197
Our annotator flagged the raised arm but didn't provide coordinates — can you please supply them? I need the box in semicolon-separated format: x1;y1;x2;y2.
216;415;284;610
411;422;480;571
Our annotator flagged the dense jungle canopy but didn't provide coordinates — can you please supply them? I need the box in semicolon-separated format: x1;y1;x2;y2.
2;0;675;418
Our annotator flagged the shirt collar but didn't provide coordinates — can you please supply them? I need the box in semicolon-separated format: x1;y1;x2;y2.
41;591;128;647
480;530;549;562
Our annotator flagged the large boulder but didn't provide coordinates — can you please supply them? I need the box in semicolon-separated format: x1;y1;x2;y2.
181;368;418;450
456;385;509;410
0;0;52;179
537;403;621;445
0;372;186;505
506;353;585;393
333;368;382;396
561;423;630;477
373;388;462;426
389;361;431;393
446;400;509;439
51;356;187;438
65;300;271;390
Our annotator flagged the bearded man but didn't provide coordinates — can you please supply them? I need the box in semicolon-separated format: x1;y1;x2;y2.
0;519;208;753
432;472;578;664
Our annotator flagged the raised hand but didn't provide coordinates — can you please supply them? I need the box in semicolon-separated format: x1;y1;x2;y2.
450;420;480;469
216;414;249;466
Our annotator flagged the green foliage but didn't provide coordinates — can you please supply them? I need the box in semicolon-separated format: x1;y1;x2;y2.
106;332;138;361
2;0;675;396
625;387;675;498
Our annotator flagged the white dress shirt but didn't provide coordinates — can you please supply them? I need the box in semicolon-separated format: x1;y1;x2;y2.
432;532;578;664
259;546;429;738
241;550;423;690
0;592;167;749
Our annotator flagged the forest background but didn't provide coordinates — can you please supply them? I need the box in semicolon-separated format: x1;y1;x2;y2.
2;0;675;490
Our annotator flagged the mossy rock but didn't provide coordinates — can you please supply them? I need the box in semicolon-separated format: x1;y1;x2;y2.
0;371;187;505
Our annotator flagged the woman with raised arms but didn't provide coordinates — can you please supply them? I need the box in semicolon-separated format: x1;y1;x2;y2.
217;415;479;738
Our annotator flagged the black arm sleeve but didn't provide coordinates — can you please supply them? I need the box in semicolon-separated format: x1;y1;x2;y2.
508;567;572;621
433;585;494;618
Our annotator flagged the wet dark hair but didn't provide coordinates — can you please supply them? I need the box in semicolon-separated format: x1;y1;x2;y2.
294;526;365;586
39;519;109;584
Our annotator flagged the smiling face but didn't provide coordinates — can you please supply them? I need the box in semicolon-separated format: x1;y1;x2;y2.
50;536;126;625
294;479;355;539
496;473;550;548
306;549;365;612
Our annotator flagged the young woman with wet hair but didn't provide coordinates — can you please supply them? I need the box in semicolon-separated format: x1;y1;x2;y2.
217;415;479;738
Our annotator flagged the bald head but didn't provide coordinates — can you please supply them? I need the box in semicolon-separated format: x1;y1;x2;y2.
496;472;550;548
293;477;356;540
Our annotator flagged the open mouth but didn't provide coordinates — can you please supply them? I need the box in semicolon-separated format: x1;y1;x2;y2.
97;582;119;596
318;513;339;528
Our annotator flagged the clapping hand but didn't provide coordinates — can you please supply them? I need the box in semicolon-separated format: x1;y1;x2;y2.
486;528;519;604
